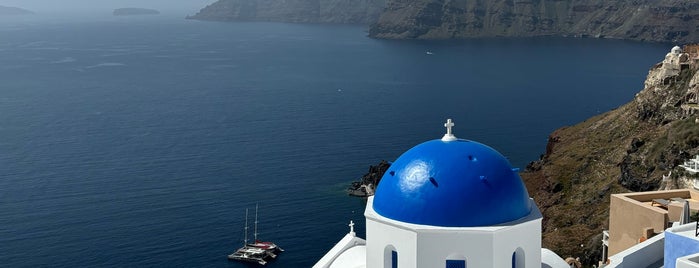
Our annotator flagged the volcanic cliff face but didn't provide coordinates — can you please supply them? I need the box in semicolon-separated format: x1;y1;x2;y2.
187;0;385;24
521;46;699;265
369;0;699;43
190;0;699;43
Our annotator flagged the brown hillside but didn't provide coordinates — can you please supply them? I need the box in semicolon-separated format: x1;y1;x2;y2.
522;46;699;265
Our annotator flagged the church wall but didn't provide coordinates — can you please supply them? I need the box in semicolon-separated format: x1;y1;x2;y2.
366;217;418;268
492;211;542;268
416;229;494;268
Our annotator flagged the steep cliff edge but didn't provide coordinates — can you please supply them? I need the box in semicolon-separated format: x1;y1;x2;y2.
521;46;699;265
369;0;699;43
187;0;385;24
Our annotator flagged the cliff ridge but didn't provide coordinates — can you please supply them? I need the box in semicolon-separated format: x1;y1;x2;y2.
522;45;699;265
369;0;699;43
187;0;385;24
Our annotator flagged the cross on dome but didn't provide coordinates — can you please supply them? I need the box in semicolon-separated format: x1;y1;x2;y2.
442;119;457;141
348;220;355;235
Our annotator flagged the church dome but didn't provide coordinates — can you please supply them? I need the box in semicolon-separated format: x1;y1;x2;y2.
373;121;532;227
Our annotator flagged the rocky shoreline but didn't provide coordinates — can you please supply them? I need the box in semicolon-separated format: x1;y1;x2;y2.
347;160;390;197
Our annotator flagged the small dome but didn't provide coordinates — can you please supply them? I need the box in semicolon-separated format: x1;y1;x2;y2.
373;139;532;227
672;46;682;54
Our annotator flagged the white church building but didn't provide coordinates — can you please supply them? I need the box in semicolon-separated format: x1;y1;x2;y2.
313;119;571;268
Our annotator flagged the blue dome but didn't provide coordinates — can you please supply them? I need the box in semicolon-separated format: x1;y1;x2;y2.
373;139;531;227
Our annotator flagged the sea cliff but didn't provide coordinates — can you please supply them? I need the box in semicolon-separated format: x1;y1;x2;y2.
521;45;699;265
190;0;699;43
187;0;385;24
369;0;699;43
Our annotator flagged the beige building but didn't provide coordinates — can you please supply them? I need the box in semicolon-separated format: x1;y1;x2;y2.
607;189;699;258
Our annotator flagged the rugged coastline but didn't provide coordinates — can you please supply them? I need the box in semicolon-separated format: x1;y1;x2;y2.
186;0;385;24
347;160;390;197
369;0;699;43
189;0;699;43
521;45;699;265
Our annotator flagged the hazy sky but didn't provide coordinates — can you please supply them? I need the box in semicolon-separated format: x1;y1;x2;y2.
0;0;216;15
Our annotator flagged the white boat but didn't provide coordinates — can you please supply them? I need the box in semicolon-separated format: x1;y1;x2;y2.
227;208;275;265
247;204;284;253
228;246;269;265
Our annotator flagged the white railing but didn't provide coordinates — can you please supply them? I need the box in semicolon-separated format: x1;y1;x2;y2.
676;252;699;268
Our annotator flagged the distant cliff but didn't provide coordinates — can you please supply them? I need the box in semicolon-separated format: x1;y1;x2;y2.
0;6;33;15
521;46;699;265
189;0;699;43
113;8;160;16
370;0;699;43
187;0;385;24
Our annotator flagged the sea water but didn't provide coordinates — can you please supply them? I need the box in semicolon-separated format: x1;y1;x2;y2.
0;14;668;267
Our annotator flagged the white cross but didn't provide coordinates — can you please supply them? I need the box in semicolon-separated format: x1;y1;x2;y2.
349;220;355;234
444;119;454;135
442;119;457;141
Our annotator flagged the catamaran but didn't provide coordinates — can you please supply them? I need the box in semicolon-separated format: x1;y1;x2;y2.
227;205;282;265
247;204;284;254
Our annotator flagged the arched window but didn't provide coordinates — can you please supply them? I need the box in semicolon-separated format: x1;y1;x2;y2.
446;259;466;268
446;253;466;268
384;245;397;268
512;247;525;268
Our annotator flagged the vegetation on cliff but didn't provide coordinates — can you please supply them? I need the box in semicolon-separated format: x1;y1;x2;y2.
522;47;699;265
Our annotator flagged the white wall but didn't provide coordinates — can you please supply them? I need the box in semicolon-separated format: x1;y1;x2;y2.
366;198;543;268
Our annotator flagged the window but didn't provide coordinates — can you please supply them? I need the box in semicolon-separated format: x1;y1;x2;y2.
446;259;466;268
384;245;397;268
513;247;525;268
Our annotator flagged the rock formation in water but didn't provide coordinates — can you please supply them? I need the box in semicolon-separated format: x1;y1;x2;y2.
186;0;385;24
0;6;33;15
369;0;699;43
113;8;160;16
347;160;391;197
521;45;699;266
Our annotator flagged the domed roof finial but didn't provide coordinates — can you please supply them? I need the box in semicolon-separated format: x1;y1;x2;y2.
348;220;355;236
442;119;457;141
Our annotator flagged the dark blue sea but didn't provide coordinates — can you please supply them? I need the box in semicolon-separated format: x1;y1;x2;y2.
0;14;668;267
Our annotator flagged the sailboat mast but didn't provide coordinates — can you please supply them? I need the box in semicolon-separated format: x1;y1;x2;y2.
254;203;259;242
244;208;249;246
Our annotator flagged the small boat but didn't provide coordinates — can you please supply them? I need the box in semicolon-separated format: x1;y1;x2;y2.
247;204;284;253
228;246;269;265
249;240;284;253
426;51;434;55
228;205;282;265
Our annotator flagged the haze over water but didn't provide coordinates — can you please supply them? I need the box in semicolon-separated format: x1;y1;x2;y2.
0;13;668;267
